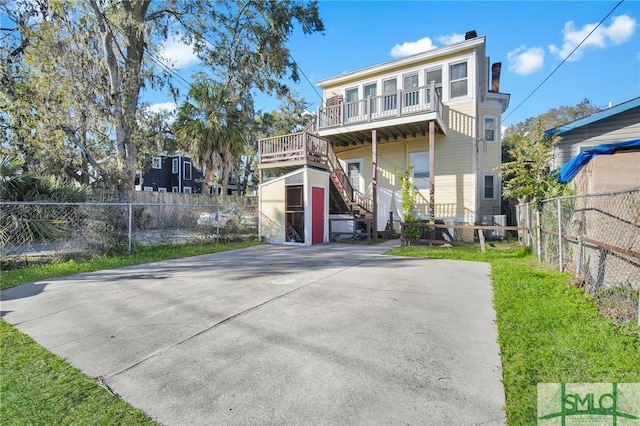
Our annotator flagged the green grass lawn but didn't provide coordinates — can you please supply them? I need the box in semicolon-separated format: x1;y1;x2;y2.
0;241;259;425
1;240;260;290
387;244;640;425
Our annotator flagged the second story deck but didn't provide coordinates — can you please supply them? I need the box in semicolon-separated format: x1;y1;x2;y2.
316;82;446;145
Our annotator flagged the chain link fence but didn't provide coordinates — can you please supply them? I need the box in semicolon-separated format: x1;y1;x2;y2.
1;200;258;268
523;188;640;324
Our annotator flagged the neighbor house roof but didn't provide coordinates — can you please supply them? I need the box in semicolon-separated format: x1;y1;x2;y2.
544;97;640;138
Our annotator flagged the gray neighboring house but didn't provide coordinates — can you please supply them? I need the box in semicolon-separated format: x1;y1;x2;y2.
545;97;640;194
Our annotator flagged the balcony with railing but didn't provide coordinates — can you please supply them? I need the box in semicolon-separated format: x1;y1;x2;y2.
258;131;372;213
316;81;445;139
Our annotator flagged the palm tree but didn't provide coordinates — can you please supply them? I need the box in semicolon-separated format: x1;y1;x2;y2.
172;79;246;195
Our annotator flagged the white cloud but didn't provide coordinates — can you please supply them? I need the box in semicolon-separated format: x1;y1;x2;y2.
437;33;465;46
549;14;637;61
507;45;545;75
147;102;177;114
159;35;199;69
390;36;437;58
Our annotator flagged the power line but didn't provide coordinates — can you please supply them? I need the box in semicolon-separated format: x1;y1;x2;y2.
503;0;625;124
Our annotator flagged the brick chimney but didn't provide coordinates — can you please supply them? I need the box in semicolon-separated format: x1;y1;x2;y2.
491;62;502;92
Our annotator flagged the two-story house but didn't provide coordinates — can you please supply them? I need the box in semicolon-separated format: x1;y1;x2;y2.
258;31;510;245
136;153;204;193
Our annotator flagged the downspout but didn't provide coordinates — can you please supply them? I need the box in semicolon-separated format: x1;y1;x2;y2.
178;154;183;192
471;48;479;224
303;166;310;245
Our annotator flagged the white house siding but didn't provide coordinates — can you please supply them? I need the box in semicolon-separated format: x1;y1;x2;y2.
477;103;504;215
552;106;640;170
259;176;287;243
335;104;478;223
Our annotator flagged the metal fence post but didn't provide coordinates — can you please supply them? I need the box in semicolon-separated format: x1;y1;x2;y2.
536;209;542;262
557;197;563;271
216;205;220;244
128;202;133;254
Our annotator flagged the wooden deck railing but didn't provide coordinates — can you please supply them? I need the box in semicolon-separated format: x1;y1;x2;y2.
259;131;373;213
317;81;443;130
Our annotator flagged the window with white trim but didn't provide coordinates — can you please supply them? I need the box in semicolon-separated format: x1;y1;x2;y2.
382;78;397;111
143;186;154;192
484;116;497;142
172;186;179;192
425;68;442;100
345;159;363;193
403;72;419;107
482;174;498;200
364;82;377;114
409;152;430;189
158;187;167;193
152;156;162;169
450;61;468;98
172;158;179;173
345;87;359;119
183;161;192;180
183;186;192;194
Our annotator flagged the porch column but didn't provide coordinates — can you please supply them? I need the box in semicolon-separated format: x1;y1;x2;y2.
429;121;435;223
372;129;378;243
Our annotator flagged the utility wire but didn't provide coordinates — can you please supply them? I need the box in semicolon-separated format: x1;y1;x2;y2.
503;0;625;124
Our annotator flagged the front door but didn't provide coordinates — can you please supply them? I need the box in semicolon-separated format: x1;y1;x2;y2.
311;187;325;244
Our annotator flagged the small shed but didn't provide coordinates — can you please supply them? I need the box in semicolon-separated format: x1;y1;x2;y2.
258;167;330;245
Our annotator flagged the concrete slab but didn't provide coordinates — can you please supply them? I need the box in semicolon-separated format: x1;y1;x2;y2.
1;242;506;425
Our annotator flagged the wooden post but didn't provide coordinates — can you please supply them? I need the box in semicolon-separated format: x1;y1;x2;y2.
478;228;486;253
372;129;378;243
429;120;436;241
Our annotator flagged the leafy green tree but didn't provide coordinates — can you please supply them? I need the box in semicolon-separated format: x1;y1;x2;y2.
1;0;324;197
501;99;602;204
173;78;246;195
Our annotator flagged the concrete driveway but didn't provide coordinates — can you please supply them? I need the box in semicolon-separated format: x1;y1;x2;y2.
1;242;506;425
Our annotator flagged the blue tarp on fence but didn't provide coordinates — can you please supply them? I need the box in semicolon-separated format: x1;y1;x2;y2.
556;139;640;183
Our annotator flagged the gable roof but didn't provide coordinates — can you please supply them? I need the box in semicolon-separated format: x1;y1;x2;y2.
544;97;640;138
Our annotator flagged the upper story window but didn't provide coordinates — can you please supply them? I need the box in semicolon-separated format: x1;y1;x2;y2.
450;61;468;98
364;82;377;113
183;161;192;180
345;87;359;119
172;158;179;173
382;78;397;111
152;156;162;169
403;73;419;107
484;116;497;142
425;68;442;100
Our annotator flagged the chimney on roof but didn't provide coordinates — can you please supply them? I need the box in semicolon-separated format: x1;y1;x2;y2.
465;30;477;40
491;62;502;93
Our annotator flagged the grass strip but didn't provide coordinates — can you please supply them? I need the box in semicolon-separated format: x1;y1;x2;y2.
0;320;157;425
386;244;640;425
1;240;260;290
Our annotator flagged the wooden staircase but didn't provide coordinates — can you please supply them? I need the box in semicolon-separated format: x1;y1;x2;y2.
259;130;372;214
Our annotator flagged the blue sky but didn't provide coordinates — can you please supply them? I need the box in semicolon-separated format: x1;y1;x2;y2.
151;0;639;128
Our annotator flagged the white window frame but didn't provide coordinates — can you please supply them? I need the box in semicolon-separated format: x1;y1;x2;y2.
143;186;154;192
425;67;443;100
402;72;419;107
482;173;498;200
183;161;192;180
172;158;179;173
450;61;468;99
345;87;359;119
158;187;167;193
152;156;162;169
382;78;397;111
409;151;430;189
343;158;364;194
183;186;192;194
484;116;497;142
363;82;377;114
172;186;179;192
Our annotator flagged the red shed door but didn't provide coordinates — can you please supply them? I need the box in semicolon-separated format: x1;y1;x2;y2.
311;187;325;244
